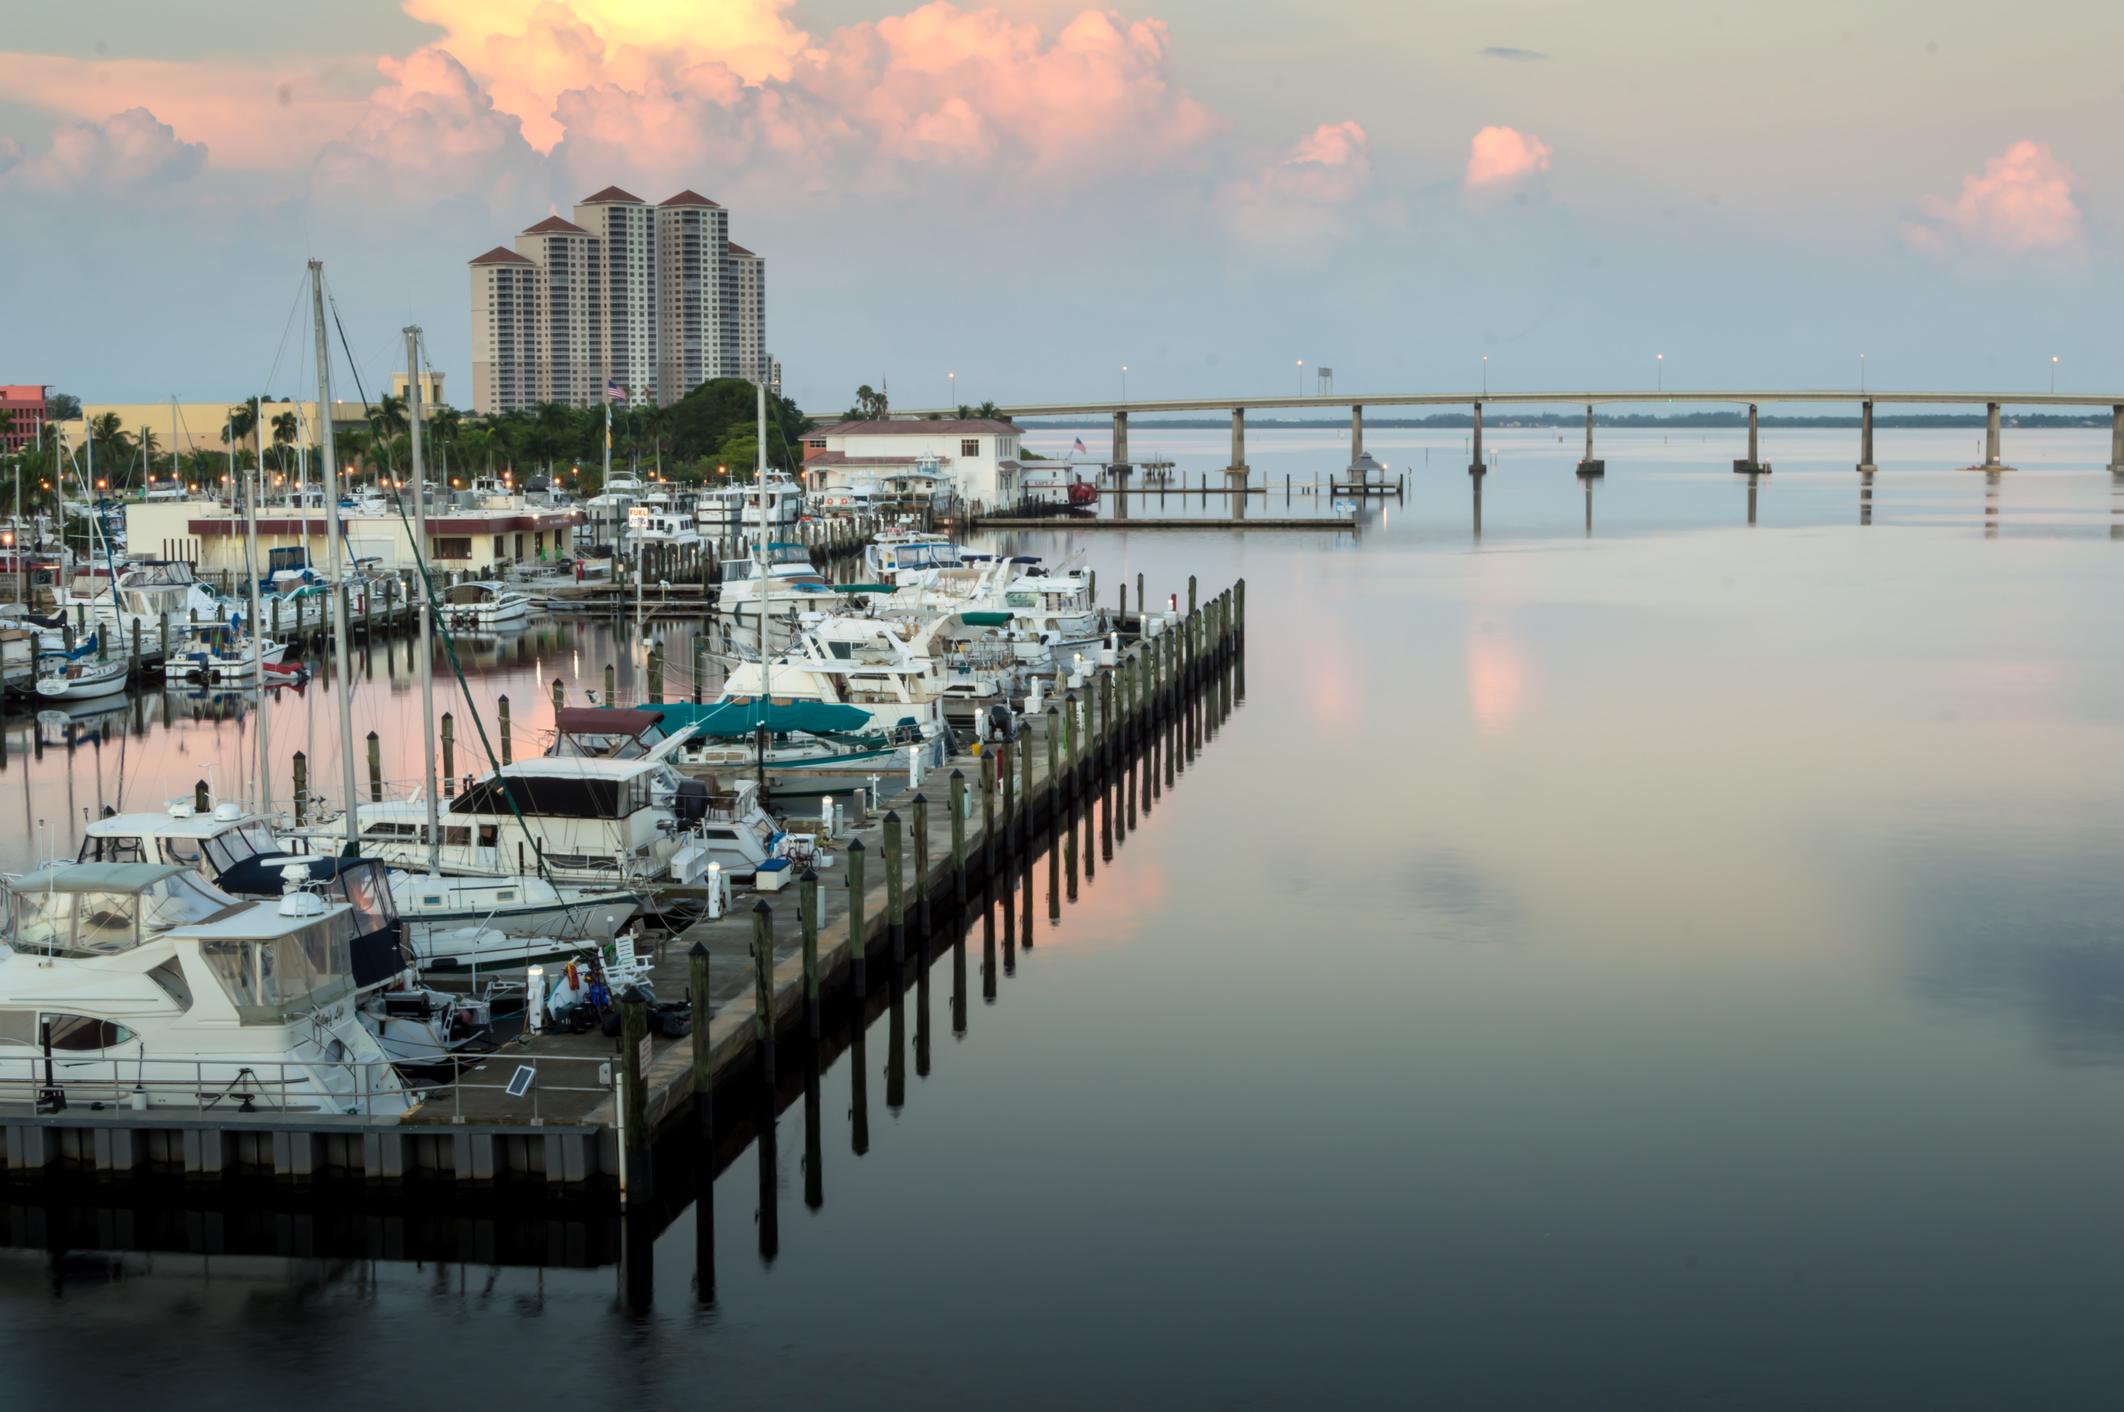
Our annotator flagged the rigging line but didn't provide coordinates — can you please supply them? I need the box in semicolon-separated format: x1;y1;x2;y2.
328;290;564;889
255;271;309;406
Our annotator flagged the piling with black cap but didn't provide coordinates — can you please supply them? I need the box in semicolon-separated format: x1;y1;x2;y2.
884;809;905;963
912;792;931;933
800;867;821;1037
998;737;1015;858
440;712;455;793
497;694;512;764
551;677;564;712
981;750;997;874
751;900;776;1090
604;661;616;704
366;731;383;802
950;769;967;905
292;752;308;824
689;941;712;1137
620;984;653;1202
846;837;868;998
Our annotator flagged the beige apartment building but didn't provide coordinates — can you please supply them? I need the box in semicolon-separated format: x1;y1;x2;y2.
468;185;768;415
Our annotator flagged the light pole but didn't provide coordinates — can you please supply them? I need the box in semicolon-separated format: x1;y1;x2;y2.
1296;359;1304;396
1656;353;1663;393
2050;355;2058;394
948;371;956;409
1859;353;1865;393
1121;364;1129;404
1481;355;1488;396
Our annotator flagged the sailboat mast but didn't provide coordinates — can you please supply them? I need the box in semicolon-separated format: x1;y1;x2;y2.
755;380;770;796
406;327;441;875
309;260;362;858
243;462;269;816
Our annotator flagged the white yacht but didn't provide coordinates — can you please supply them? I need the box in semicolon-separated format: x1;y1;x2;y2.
698;476;804;537
439;580;531;628
291;752;769;884
162;622;290;681
79;800;641;967
864;530;966;584
627;490;704;550
719;613;1009;732
0;862;413;1115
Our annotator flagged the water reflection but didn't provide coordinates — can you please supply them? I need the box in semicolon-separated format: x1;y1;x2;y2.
1860;469;1874;527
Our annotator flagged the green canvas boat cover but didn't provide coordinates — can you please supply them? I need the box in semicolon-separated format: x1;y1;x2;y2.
832;582;897;594
653;699;876;737
959;610;1013;626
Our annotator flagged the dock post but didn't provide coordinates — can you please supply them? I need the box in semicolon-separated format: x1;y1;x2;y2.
1577;404;1605;476
950;769;968;906
647;644;664;704
1236;578;1246;641
604;662;616;704
497;694;513;764
692;637;706;705
800;869;820;1037
1119;582;1128;627
750;901;776;1090
195;778;210;811
129;619;141;681
1188;575;1197;617
1046;708;1060;819
160;610;170;663
884;810;905;963
689;942;713;1137
620;986;653;1203
551;677;563;713
1734;402;1767;473
292;751;308;823
847;838;868;997
912;793;931;934
982;750;998;873
366;731;383;802
440;712;455;794
2109;404;2124;475
998;738;1015;858
1136;572;1145;623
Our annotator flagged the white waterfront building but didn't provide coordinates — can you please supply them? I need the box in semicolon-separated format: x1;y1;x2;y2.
800;418;1025;511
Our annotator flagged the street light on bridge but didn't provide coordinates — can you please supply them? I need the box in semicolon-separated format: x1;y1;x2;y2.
1656;353;1664;394
1295;359;1304;396
2051;355;2059;394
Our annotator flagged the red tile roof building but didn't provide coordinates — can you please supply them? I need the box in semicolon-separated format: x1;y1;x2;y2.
468;187;768;414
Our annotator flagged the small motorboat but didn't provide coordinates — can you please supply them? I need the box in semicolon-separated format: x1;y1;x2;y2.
34;655;129;700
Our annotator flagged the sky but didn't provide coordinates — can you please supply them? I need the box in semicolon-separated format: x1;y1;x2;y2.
2;0;2119;413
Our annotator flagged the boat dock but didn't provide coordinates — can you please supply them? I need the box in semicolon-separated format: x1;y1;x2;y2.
1;579;1247;1208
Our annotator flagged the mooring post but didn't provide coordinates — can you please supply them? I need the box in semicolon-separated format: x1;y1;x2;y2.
1045;707;1060;820
799;868;820;1037
439;711;455;794
292;751;308;824
998;737;1015;857
982;750;997;873
847;837;868;998
604;662;616;703
950;769;968;905
366;731;383;802
497;694;512;764
693;636;707;705
620;985;653;1203
912;792;931;934
884;809;905;963
551;677;564;713
750;900;776;1091
689;942;713;1137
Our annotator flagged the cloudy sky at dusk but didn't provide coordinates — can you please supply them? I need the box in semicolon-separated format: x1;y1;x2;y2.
2;0;2118;411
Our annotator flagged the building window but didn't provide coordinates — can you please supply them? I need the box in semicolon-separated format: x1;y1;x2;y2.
960;439;979;457
434;537;472;561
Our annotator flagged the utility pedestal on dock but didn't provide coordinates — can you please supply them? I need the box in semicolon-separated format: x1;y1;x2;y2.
1576;403;1605;476
1733;403;1770;473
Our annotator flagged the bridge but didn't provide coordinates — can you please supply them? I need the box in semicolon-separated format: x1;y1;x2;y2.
870;390;2124;509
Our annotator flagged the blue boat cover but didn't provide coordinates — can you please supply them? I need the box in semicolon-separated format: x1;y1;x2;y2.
654;699;875;737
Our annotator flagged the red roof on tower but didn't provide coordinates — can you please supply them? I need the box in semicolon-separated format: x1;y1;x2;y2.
470;246;535;265
579;185;645;204
658;189;722;208
521;214;589;235
727;242;757;256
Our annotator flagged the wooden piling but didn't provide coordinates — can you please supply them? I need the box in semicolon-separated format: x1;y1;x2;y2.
800;868;820;1038
949;769;968;905
551;677;564;713
497;694;512;765
998;738;1014;856
292;752;308;824
912;792;931;933
440;712;456;794
648;643;664;704
366;731;383;802
847;837;868;997
750;901;776;1090
604;662;616;704
884;809;905;962
620;987;652;1201
688;942;713;1137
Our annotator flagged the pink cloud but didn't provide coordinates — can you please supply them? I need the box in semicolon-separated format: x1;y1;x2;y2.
1465;124;1550;188
316;46;542;196
0;107;205;192
1904;141;2083;256
1217;120;1373;249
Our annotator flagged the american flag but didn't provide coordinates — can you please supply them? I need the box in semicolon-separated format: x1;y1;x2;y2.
1072;436;1088;455
605;380;629;404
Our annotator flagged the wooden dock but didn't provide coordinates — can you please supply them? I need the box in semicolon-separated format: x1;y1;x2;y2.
971;516;1355;531
1;579;1249;1208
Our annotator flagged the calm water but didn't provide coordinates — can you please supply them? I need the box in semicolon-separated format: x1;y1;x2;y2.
10;429;2124;1409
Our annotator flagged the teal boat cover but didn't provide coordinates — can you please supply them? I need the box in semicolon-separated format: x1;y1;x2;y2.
653;699;876;737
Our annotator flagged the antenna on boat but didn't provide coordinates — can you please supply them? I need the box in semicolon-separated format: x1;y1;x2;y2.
407;325;443;879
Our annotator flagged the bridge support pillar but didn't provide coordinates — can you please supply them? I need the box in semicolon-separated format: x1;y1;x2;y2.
1966;401;2016;472
1856;400;1877;473
1732;402;1769;473
1227;408;1249;521
1349;404;1365;465
1110;410;1131;518
1576;403;1604;476
1468;401;1485;476
2108;404;2123;474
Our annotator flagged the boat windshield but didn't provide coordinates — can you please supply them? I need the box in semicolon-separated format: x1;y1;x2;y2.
197;914;356;1024
6;872;236;957
203;826;281;873
334;860;399;930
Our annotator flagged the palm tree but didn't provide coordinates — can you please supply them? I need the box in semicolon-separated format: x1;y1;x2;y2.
271;411;299;474
223;397;260;447
88;411;135;479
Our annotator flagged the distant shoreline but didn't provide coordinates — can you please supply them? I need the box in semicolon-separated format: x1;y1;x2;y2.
1016;413;2112;431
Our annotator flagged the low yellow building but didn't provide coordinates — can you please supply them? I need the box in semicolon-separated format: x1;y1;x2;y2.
53;372;449;459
